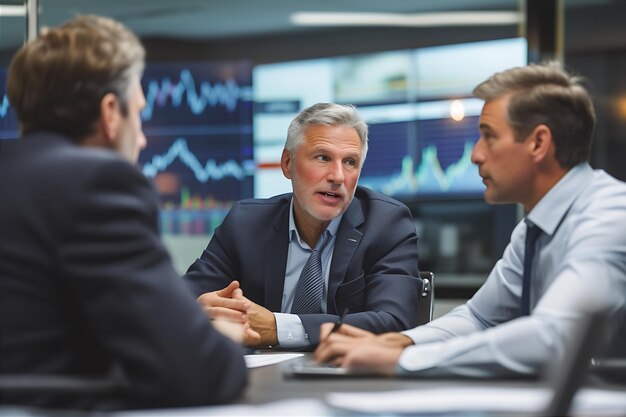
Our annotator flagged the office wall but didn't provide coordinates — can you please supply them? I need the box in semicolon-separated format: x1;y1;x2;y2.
135;13;626;292
2;2;625;292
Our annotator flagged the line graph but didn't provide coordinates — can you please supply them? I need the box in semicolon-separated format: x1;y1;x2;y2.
137;61;253;236
141;69;251;120
0;94;9;118
360;141;483;196
142;137;255;182
1;91;20;140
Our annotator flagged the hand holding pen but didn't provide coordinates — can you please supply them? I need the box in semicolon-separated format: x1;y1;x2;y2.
328;307;349;336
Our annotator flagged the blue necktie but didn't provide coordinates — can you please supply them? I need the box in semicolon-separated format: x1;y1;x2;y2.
520;219;542;316
291;233;328;314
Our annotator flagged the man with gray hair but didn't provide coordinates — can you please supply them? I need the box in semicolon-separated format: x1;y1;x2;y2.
185;102;421;349
0;15;247;409
314;63;626;378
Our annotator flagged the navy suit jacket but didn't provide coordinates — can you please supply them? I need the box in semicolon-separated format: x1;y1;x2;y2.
185;186;422;345
0;133;247;410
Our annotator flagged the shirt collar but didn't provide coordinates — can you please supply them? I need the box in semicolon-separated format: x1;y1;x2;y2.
288;197;343;247
526;163;593;236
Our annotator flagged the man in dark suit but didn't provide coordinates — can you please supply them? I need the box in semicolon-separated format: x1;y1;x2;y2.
185;103;421;349
0;16;248;410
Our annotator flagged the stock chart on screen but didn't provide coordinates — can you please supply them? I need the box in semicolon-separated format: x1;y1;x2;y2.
253;38;527;200
138;62;254;235
0;68;20;140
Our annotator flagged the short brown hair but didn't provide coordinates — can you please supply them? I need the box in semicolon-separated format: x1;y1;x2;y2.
473;62;596;168
7;15;145;140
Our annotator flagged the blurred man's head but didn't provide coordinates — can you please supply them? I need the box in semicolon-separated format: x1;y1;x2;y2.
7;15;147;163
471;63;596;210
281;103;368;234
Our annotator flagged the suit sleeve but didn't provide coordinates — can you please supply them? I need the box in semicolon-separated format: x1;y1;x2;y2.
58;160;247;408
300;203;421;345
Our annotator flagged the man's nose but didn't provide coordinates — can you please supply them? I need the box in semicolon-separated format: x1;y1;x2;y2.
326;160;345;183
138;131;148;150
471;138;484;165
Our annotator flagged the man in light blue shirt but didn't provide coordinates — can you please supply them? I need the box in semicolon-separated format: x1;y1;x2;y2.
315;63;626;377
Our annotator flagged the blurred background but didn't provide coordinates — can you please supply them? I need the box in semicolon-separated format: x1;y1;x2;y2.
2;0;626;314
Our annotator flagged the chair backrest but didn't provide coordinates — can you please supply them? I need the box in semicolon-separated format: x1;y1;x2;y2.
541;311;608;417
0;373;125;408
416;271;435;326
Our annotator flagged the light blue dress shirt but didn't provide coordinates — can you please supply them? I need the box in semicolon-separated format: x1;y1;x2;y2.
274;199;343;348
400;163;626;377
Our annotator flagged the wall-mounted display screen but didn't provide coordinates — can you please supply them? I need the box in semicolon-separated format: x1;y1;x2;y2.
0;68;20;140
1;38;526;240
138;62;254;235
253;38;527;200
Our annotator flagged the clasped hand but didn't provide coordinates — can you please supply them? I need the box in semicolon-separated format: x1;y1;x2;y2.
197;281;277;347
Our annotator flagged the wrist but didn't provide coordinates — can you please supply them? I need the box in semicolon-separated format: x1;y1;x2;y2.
379;332;414;348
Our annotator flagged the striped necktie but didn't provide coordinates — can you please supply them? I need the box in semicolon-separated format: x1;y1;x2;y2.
291;233;329;314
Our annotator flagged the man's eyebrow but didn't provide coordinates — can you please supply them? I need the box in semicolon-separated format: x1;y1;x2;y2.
309;145;328;153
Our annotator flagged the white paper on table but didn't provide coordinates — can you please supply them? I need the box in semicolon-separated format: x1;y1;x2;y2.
327;386;551;414
244;353;304;368
573;388;626;414
327;386;626;415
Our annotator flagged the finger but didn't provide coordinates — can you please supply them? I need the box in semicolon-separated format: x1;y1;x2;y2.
343;345;401;376
215;280;240;297
314;339;352;364
315;343;348;364
210;297;249;312
330;356;343;367
204;306;247;322
244;328;262;346
212;319;245;344
319;322;335;340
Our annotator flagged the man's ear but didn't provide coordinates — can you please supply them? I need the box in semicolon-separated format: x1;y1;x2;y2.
280;148;292;179
528;124;553;163
98;93;121;143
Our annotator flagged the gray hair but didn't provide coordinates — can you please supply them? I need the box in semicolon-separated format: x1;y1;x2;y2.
473;62;596;168
285;103;369;165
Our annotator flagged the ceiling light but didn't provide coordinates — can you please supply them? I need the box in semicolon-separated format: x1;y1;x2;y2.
450;100;465;122
291;11;521;27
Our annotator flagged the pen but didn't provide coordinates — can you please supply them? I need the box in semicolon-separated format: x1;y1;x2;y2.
330;307;350;334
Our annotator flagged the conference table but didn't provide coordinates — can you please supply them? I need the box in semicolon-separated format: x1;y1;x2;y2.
186;351;625;417
242;351;513;403
4;352;624;416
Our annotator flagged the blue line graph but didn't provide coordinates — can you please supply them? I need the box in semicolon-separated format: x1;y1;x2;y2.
142;69;250;120
360;141;483;196
142;137;255;182
1;94;9;118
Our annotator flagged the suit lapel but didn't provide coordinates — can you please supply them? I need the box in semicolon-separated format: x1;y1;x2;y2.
263;203;290;312
327;198;364;314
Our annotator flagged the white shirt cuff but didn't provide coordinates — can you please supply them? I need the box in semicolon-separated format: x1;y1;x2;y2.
274;313;311;349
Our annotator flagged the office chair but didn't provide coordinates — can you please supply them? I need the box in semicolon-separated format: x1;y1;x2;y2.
416;271;435;326
541;311;609;417
0;373;126;409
